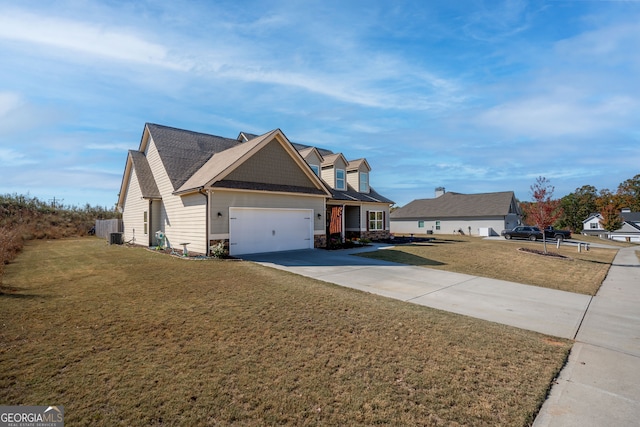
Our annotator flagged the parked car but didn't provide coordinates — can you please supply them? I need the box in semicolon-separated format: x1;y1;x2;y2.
543;226;571;241
501;226;543;241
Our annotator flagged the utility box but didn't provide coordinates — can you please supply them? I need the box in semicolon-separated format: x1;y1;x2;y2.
479;227;495;237
110;232;123;245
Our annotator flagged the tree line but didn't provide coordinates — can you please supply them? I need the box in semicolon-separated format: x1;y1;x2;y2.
521;174;640;233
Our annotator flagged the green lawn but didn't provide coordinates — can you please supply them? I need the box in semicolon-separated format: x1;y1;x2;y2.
357;236;618;295
0;238;571;426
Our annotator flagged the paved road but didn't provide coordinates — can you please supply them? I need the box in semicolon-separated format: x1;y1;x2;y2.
243;243;640;426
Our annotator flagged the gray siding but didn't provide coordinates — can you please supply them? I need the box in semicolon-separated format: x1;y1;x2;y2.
210;190;325;236
225;140;315;188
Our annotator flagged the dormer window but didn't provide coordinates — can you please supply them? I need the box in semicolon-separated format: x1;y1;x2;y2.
359;172;369;192
336;169;345;190
310;164;320;176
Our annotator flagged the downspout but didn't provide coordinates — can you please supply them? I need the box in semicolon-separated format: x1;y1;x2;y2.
342;204;346;242
198;187;209;256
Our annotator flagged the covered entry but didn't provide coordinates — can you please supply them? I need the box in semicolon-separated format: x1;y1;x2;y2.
228;207;314;256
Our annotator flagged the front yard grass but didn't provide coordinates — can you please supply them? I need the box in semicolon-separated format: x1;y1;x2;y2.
357;236;617;295
0;238;571;426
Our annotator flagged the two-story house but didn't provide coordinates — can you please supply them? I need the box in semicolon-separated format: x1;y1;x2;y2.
117;123;393;256
582;208;640;242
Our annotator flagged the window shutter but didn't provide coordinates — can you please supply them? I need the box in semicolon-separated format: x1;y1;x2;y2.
366;210;370;231
383;211;386;230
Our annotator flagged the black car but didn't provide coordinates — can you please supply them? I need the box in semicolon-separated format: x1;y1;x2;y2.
501;226;543;241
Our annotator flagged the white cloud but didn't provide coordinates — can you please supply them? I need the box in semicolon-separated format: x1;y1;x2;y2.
0;148;37;166
0;92;23;117
477;90;637;138
0;9;186;70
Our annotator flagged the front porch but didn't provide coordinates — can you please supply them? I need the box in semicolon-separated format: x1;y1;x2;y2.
326;204;390;247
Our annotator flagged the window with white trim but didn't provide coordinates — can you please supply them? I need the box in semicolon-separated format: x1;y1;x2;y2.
418;220;424;228
368;211;384;231
143;211;148;234
310;164;320;176
359;172;369;192
435;220;441;230
336;169;345;190
590;222;599;229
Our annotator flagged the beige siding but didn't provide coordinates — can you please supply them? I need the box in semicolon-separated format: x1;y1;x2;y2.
146;137;208;254
303;151;322;173
121;167;149;246
210;190;325;235
321;166;335;188
225;140;316;188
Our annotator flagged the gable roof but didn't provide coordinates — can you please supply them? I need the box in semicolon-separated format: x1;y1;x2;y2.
145;123;240;191
391;191;519;219
129;150;161;199
347;158;371;172
175;129;330;196
292;142;334;157
321;153;348;168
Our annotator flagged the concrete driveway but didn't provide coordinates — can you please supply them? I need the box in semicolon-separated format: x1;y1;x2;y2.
243;243;640;426
242;244;591;339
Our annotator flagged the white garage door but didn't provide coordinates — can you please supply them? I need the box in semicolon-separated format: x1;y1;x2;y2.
228;207;314;256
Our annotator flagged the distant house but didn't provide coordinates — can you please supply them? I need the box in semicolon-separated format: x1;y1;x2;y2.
582;209;640;242
390;188;521;236
116;123;393;256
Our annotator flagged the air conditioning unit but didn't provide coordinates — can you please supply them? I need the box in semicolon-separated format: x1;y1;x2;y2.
110;232;123;245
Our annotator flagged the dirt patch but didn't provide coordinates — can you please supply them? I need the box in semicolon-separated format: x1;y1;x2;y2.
518;247;571;259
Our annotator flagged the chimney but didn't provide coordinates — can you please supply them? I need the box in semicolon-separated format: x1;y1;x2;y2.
435;187;446;198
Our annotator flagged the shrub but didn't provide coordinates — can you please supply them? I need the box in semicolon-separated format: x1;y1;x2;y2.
210;241;227;258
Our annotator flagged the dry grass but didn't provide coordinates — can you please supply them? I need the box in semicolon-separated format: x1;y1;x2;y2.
0;238;571;426
358;236;618;295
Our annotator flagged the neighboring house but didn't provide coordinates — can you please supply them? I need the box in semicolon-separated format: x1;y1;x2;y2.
582;209;640;242
116;123;393;256
390;189;521;236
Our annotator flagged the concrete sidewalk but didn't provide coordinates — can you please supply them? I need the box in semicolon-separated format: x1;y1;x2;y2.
244;244;640;426
534;246;640;427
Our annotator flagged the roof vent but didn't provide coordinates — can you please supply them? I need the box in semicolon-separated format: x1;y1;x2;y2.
435;187;446;198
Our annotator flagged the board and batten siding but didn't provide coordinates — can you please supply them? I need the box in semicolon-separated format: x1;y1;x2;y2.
145;136;208;254
121;167;148;245
209;190;325;238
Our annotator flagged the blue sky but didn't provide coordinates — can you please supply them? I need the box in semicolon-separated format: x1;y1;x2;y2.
1;0;639;208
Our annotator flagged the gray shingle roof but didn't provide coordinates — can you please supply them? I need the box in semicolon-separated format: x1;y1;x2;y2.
391;191;518;219
291;142;334;157
146;123;240;191
622;211;640;223
127;123;392;205
129;150;161;199
329;185;394;204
